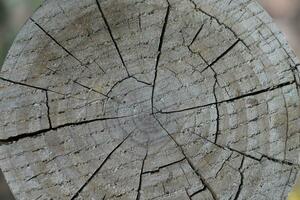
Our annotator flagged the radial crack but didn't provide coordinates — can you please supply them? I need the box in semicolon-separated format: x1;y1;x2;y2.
187;24;209;66
188;0;248;49
142;158;186;174
214;152;233;178
187;26;232;98
151;0;170;114
0;76;102;102
188;38;232;98
0;115;133;144
157;80;296;114
153;116;218;200
95;0;130;76
45;91;52;128
199;39;240;74
136;142;149;200
189;23;205;48
190;187;207;197
198;135;299;167
0;76;64;95
212;76;220;143
280;168;293;200
259;153;298;167
232;156;245;200
30;18;92;70
70;130;134;200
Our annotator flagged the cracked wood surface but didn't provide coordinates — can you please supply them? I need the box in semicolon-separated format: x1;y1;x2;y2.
0;0;300;199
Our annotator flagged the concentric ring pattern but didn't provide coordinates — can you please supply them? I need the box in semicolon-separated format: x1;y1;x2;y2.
0;0;300;199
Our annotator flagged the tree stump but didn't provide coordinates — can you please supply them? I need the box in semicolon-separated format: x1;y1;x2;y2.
0;0;300;199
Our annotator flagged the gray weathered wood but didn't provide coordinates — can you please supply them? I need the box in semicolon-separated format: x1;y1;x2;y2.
0;0;300;199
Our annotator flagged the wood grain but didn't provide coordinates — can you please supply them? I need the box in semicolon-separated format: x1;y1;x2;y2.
0;0;299;199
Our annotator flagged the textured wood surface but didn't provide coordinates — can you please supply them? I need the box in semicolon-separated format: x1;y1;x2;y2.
0;0;300;199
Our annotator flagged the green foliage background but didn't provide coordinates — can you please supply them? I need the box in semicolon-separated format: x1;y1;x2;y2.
0;0;42;67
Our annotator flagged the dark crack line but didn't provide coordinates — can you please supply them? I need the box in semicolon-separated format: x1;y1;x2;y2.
189;0;249;50
280;168;293;200
142;158;185;174
131;76;152;86
0;76;65;96
95;0;130;76
34;194;43;200
212;76;220;143
0;115;133;144
0;75;100;101
73;80;110;98
188;26;232;95
259;153;298;167
190;187;207;197
0;76;95;101
138;13;142;32
157;80;296;114
203;59;231;98
187;25;209;67
153;115;218;200
151;0;170;114
70;130;134;200
228;0;234;5
193;50;209;66
45;91;52;128
226;142;298;167
185;188;193;200
233;156;245;200
257;17;300;95
186;25;208;67
292;66;300;97
200;39;240;74
187;24;232;98
106;75;151;97
189;23;204;48
30;18;91;70
214;152;233;178
219;80;295;103
136;142;149;200
43;146;87;165
1;76;117;105
94;60;106;73
198;135;299;167
26;172;44;182
293;64;300;84
106;76;132;97
0;76;46;91
33;13;105;74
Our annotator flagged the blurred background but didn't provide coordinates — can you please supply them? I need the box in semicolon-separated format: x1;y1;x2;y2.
0;0;42;67
0;0;299;199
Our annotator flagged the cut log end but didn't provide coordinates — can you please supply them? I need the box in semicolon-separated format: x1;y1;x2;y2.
0;0;300;199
